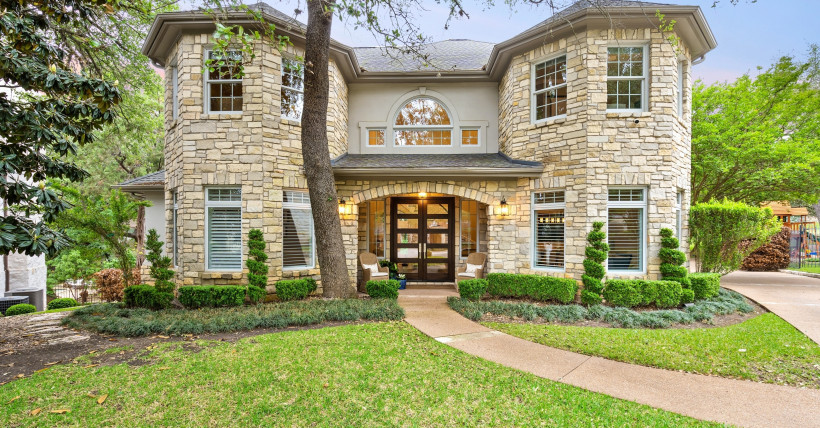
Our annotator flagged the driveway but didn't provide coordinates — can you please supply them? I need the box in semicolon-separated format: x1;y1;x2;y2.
721;271;820;345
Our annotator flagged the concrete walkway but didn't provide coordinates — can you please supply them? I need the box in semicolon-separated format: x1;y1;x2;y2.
398;288;820;428
722;270;820;345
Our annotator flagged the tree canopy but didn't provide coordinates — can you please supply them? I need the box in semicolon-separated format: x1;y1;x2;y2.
691;46;820;205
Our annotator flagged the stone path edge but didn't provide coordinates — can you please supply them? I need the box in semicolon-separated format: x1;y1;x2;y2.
397;290;820;428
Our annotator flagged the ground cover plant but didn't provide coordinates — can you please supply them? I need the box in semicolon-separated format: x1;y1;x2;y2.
488;313;820;388
448;288;753;329
62;299;405;337
0;322;715;426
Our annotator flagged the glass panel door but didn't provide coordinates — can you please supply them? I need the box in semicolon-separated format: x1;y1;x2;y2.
391;197;455;281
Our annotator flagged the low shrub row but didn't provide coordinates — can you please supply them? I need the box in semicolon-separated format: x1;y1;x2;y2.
366;279;401;299
123;285;174;310
4;303;36;316
458;279;488;301
178;285;247;309
48;297;79;310
62;299;405;337
602;279;683;309
486;273;578;304
276;278;317;301
447;288;753;329
689;273;721;300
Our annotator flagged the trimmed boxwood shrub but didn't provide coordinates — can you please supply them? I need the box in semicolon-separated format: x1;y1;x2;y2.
47;297;78;310
276;279;312;301
366;279;401;299
123;285;173;310
178;285;247;308
486;273;577;304
681;288;695;304
458;279;488;301
246;229;269;304
247;285;266;304
581;221;609;305
5;303;36;316
602;280;642;308
655;280;683;308
690;273;721;300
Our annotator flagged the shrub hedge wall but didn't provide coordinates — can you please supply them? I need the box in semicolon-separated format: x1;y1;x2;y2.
458;279;488;301
123;285;173;310
603;279;683;308
275;279;314;301
486;273;577;304
47;298;78;310
689;273;721;300
366;279;401;299
178;285;246;309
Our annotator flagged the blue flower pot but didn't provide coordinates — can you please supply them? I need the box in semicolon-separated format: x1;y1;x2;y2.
399;279;407;290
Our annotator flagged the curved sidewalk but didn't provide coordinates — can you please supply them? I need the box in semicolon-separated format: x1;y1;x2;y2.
398;289;820;428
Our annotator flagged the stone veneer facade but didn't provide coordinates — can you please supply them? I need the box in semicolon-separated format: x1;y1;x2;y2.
161;21;697;293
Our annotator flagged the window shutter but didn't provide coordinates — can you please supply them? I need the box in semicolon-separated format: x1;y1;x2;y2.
283;191;314;269
208;206;242;270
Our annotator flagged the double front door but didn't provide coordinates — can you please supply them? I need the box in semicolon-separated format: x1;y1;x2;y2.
390;197;455;281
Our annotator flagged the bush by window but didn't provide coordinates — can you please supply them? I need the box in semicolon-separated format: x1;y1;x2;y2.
486;273;577;304
458;279;488;301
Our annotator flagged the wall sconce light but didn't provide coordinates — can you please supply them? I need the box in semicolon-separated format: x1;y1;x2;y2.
338;199;352;215
499;197;509;216
418;192;427;199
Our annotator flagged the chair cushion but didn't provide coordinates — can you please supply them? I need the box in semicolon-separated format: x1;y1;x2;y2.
465;263;482;274
363;263;380;273
458;272;476;278
370;271;389;277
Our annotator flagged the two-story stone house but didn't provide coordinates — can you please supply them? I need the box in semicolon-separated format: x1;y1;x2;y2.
129;1;716;291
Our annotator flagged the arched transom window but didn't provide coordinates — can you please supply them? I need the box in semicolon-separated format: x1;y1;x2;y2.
394;98;452;146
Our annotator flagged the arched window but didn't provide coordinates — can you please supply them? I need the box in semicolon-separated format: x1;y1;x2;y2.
393;98;452;146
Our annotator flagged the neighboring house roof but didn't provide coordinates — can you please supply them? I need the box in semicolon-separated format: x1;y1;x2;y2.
353;40;495;73
142;0;716;82
331;153;543;178
764;202;809;217
115;171;165;191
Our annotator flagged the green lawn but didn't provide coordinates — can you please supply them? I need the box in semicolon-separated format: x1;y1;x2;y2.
488;313;820;388
789;266;820;274
0;322;714;426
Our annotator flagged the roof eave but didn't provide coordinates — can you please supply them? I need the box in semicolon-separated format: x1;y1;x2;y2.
332;167;543;178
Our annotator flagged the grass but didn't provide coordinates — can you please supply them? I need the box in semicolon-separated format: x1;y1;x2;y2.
488;313;820;388
63;299;404;336
449;288;753;329
34;306;84;315
789;266;820;274
0;322;715;426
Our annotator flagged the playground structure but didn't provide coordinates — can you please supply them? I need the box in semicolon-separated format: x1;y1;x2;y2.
768;202;820;269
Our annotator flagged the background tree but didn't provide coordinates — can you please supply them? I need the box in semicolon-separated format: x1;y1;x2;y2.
52;186;149;288
691;46;820;205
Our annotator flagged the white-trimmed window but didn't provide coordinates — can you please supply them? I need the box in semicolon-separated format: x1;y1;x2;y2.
533;191;566;269
394;97;452;146
281;58;304;120
367;129;385;146
283;190;314;269
532;55;567;121
206;188;242;270
675;191;683;242
171;65;179;120
172;190;179;267
460;200;480;258
461;128;479;146
205;50;243;113
606;46;647;111
677;60;685;118
367;200;385;258
607;188;646;272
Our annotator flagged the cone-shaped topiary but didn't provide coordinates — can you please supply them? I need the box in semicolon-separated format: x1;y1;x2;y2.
659;228;691;288
246;229;269;303
581;221;609;305
146;229;175;294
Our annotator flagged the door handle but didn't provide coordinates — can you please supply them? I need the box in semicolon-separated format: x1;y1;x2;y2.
419;243;422;259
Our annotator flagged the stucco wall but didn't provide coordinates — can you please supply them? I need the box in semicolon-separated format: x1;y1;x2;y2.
347;82;499;155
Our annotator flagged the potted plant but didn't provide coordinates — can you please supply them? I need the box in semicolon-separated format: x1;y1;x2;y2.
396;273;407;289
379;260;398;278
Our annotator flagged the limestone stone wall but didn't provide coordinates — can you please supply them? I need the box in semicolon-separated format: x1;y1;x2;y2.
163;34;348;292
498;27;692;280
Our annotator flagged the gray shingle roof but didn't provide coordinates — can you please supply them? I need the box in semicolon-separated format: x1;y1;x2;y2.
116;170;165;188
353;39;495;73
522;0;674;34
331;153;542;177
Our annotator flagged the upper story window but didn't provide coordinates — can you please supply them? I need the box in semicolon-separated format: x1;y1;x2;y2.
205;50;242;113
282;58;304;121
532;55;567;121
677;60;685;118
394;98;452;146
606;46;647;111
171;65;179;120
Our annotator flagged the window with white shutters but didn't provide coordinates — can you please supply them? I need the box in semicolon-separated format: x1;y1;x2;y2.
283;190;314;269
206;188;242;270
533;191;565;269
607;188;646;272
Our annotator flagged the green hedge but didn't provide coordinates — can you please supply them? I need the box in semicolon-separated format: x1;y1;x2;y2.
47;297;78;310
123;285;173;310
178;285;246;309
275;279;313;301
5;303;36;316
458;279;488;301
690;273;721;300
486;273;578;304
366;279;401;299
603;279;682;308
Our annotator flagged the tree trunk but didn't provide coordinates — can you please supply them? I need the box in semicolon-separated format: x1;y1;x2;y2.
301;0;355;298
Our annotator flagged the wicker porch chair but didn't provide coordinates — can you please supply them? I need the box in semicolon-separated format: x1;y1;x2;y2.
359;252;390;292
